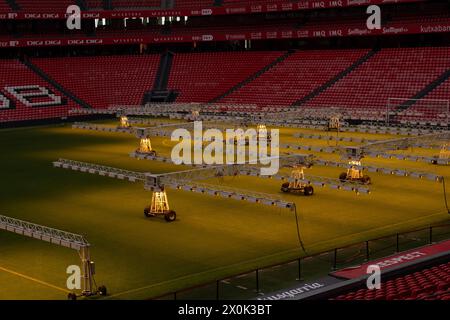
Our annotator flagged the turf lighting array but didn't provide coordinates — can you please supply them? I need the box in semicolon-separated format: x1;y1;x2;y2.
72;121;193;138
339;125;447;136
127;118;176;126
130;152;183;164
0;214;102;297
293;133;377;144
314;159;444;182
53;159;146;183
363;151;450;165
130;152;214;167
258;173;370;195
73;122;133;134
162;179;294;209
0;214;89;250
281;143;340;154
53;158;301;211
70;103;447;132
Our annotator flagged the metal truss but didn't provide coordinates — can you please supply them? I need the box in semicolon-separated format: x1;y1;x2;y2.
143;154;313;188
293;133;377;144
128;151;369;194
53;159;146;183
53;155;315;210
315;158;443;182
268;173;370;194
344;132;450;161
339;125;448;135
73;122;133;134
281;143;340;154
0;214;89;250
69;102;449;130
162;179;294;209
367;152;450;165
0;214;101;296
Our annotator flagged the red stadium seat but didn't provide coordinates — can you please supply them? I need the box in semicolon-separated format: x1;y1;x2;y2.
332;262;450;300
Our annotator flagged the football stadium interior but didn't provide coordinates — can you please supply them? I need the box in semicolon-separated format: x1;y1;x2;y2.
0;0;450;301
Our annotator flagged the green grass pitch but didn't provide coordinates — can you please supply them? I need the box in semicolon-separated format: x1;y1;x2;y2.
0;121;449;300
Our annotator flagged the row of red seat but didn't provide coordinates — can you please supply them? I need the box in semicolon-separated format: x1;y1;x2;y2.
332;262;450;300
301;47;450;122
168;51;283;103
31;55;161;110
0;59;79;123
0;48;449;123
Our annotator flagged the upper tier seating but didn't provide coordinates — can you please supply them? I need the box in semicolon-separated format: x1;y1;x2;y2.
332;261;450;300
0;59;78;123
31;55;161;109
219;49;369;107
168;51;283;103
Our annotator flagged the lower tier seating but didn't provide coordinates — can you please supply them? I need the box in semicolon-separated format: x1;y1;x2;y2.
332;262;450;300
0;59;79;123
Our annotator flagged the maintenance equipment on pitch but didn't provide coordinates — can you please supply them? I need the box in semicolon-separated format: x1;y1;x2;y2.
0;214;106;299
431;143;450;165
281;165;314;196
53;153;369;223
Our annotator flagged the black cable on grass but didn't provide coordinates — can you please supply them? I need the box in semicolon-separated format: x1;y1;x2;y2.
292;204;306;253
442;177;450;214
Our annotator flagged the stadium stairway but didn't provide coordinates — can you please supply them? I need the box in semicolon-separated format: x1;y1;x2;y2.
396;69;450;111
143;51;179;103
76;0;88;10
103;0;111;10
292;48;380;107
209;50;295;103
5;0;19;11
20;58;92;109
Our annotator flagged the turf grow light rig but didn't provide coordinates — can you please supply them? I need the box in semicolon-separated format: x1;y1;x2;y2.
281;164;315;196
53;153;370;223
0;214;106;300
339;131;450;184
432;143;450;165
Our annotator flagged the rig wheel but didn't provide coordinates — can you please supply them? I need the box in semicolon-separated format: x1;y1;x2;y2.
304;186;314;196
164;210;177;222
361;175;371;185
144;207;154;218
281;182;290;193
98;285;107;296
67;292;77;300
339;172;348;182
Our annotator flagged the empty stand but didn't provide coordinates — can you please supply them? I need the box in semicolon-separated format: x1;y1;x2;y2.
168;51;283;103
333;262;450;300
1;47;449;124
218;49;369;107
31;55;160;109
0;59;78;123
397;72;450;124
302;47;450;119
